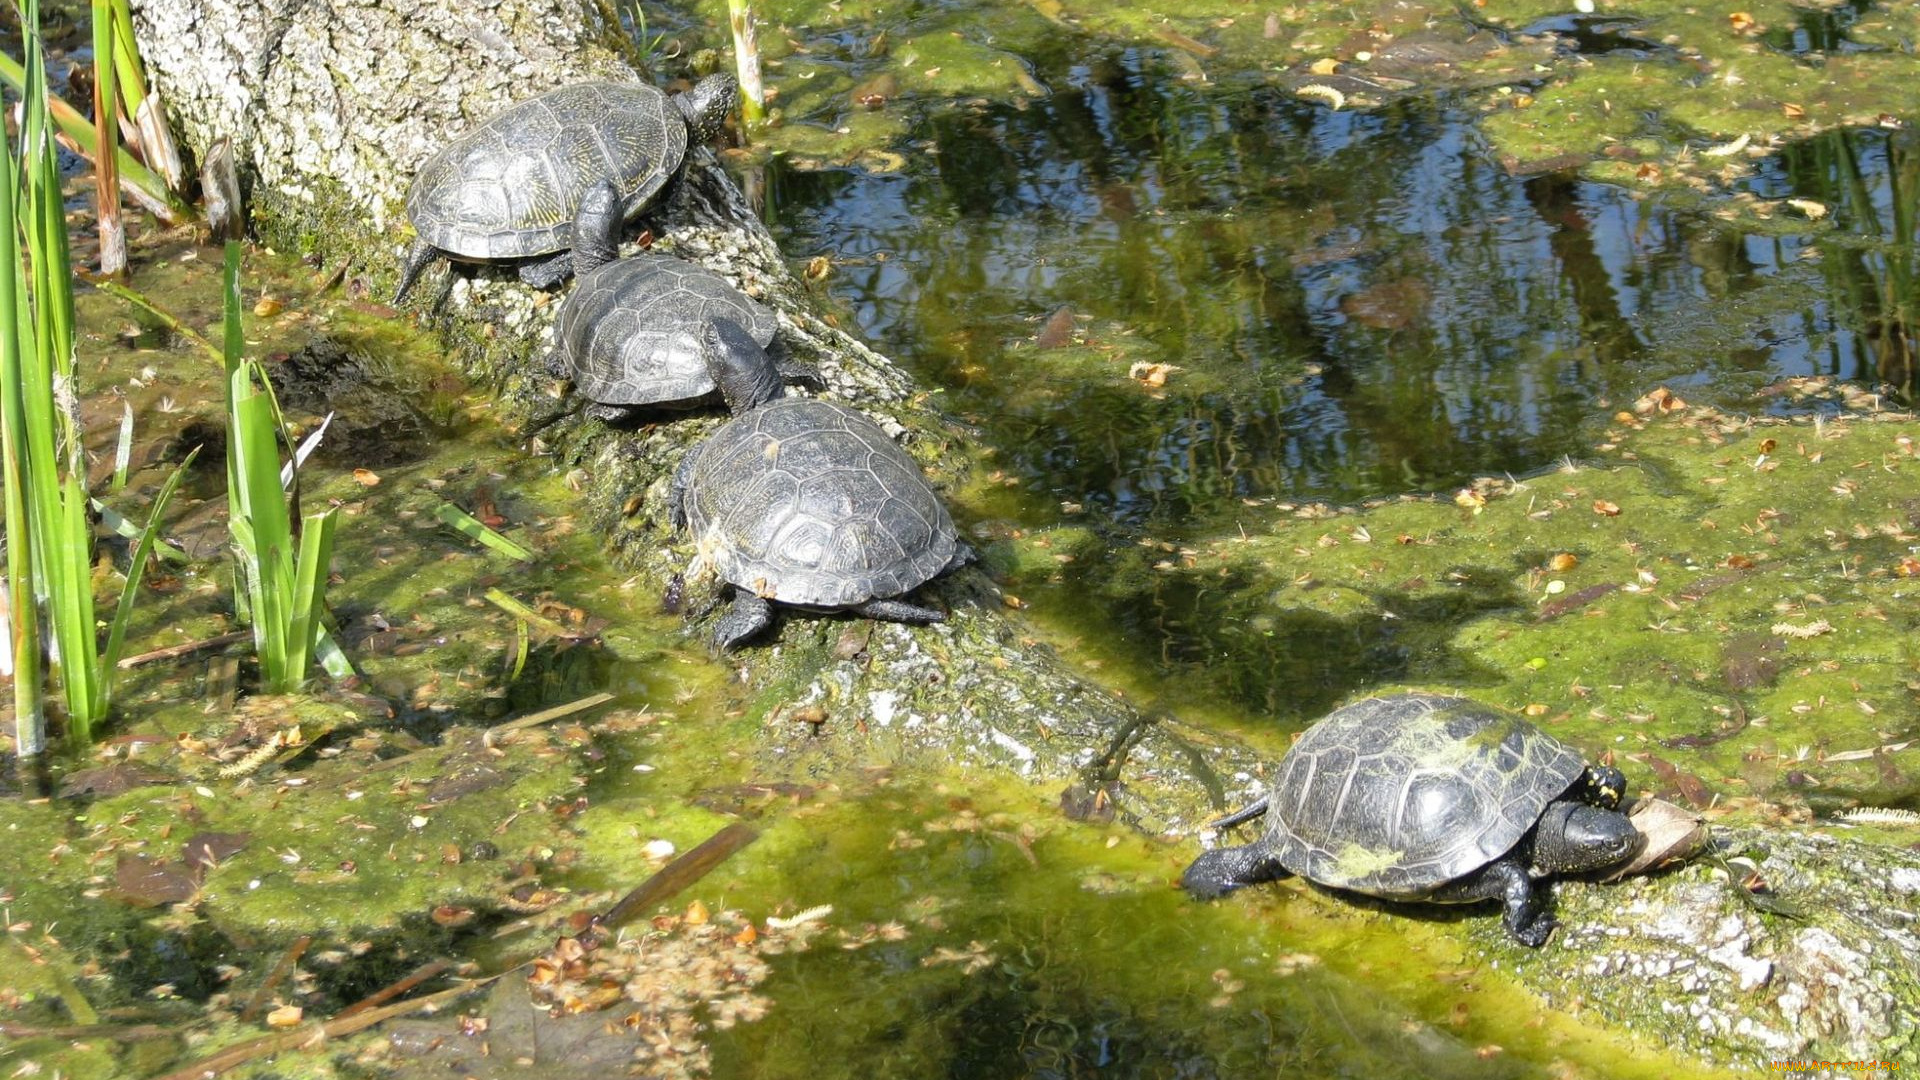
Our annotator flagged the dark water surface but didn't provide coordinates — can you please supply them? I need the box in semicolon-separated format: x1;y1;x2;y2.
755;47;1918;719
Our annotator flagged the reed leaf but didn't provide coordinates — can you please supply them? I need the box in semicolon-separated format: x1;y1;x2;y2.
433;501;535;561
100;448;198;683
219;242;351;691
91;0;125;277
0;49;193;224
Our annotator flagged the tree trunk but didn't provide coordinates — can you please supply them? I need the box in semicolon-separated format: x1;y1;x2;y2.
125;0;1920;1066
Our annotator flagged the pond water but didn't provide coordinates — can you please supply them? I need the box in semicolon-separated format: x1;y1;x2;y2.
758;46;1918;724
8;3;1920;1078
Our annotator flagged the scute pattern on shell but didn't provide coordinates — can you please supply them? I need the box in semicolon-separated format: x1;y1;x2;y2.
406;82;687;260
1264;694;1587;897
556;254;778;405
684;399;959;608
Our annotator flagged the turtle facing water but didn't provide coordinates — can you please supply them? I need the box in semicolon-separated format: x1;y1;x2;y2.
1182;693;1640;946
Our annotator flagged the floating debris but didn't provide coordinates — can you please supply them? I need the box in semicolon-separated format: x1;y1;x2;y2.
1295;84;1345;110
1835;807;1920;827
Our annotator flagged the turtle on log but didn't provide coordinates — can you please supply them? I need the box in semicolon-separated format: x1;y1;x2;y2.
1182;693;1641;946
393;76;735;303
539;182;817;424
668;323;967;650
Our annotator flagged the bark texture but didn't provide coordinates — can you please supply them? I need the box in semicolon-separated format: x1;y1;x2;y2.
127;0;1920;1067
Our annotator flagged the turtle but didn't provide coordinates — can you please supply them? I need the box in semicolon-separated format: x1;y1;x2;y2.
392;75;736;304
668;320;966;650
539;181;817;424
1181;693;1640;947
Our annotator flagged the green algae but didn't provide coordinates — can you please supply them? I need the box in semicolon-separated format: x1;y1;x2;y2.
1001;398;1920;813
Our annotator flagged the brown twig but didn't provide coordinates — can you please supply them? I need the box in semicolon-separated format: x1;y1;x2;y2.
594;822;760;936
148;979;490;1080
0;1020;175;1042
239;935;311;1023
116;631;251;669
485;691;615;736
334;960;451;1020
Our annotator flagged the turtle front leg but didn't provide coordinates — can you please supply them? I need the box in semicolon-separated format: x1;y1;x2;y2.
516;249;577;289
712;591;775;651
850;597;946;625
1442;856;1555;947
392;238;439;304
1181;842;1290;899
774;360;826;392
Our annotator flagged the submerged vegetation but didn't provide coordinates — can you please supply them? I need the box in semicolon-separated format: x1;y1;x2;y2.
3;0;1919;1076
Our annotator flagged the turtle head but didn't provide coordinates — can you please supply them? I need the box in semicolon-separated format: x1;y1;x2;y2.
1530;801;1642;877
676;73;739;144
702;318;783;415
570;179;624;276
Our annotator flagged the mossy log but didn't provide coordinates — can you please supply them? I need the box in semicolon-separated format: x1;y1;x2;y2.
126;0;1920;1066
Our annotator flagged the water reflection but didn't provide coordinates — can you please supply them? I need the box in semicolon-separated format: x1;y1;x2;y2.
757;47;1918;716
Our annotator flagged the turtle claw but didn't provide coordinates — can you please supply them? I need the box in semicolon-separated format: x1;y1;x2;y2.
1511;916;1558;949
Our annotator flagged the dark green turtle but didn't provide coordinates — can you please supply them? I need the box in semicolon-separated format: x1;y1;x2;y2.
393;76;736;304
539;182;813;424
668;323;965;650
1182;694;1639;947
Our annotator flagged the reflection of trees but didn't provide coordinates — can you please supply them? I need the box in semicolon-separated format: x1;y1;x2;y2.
1775;128;1917;394
757;53;1919;719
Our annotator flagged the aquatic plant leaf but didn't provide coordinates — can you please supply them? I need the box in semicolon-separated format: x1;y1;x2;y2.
433;502;535;561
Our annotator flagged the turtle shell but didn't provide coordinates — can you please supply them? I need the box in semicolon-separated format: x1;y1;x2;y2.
405;82;688;261
1263;694;1587;897
682;398;959;608
555;254;777;406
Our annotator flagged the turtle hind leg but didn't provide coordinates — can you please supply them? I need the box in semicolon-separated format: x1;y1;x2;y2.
1181;843;1289;899
392;238;439;304
582;402;642;426
712;591;775;651
851;597;945;625
517;249;577;289
1436;856;1555;947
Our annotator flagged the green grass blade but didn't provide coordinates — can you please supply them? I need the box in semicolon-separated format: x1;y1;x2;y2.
284;507;338;685
433;502;535;561
111;400;133;492
100;447;199;682
510;616;530;680
482;588;576;639
90;277;222;363
14;0;104;739
314;624;356;680
0;89;46;754
91;498;190;564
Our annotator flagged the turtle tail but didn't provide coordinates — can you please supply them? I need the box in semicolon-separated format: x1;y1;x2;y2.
392;237;438;305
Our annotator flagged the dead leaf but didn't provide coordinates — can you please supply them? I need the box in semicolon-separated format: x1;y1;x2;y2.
1604;797;1708;880
1034;304;1077;348
1128;361;1179;388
